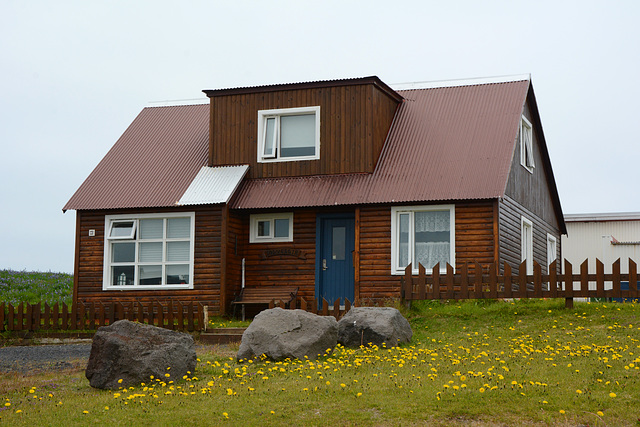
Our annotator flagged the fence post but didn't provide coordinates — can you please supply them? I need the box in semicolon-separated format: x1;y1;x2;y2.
564;259;573;308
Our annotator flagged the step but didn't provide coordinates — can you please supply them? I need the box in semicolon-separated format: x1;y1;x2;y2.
200;327;246;345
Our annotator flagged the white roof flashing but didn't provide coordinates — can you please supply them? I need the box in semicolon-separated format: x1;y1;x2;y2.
177;165;249;206
391;74;531;91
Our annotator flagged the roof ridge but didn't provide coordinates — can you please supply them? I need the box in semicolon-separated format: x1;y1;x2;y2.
391;74;531;91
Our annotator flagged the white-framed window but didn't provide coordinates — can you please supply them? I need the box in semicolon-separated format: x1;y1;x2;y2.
521;216;533;274
520;115;535;173
103;212;195;290
249;213;294;243
257;106;320;162
391;205;455;275
546;233;557;273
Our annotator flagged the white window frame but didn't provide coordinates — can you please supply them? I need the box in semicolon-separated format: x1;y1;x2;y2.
102;212;195;290
520;115;535;173
249;213;294;243
257;106;320;163
390;205;455;275
546;233;557;273
521;216;533;275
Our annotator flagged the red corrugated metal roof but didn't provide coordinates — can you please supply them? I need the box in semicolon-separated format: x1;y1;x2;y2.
65;78;534;212
231;79;530;209
63;104;209;211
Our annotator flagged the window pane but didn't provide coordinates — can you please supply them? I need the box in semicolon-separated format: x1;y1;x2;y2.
257;220;270;237
264;117;275;156
139;218;163;239
167;241;190;262
112;266;134;286
414;211;450;269
166;264;189;285
139;242;162;262
398;213;410;268
167;217;190;239
274;218;289;238
110;221;135;238
112;242;135;263
332;226;346;260
139;265;162;285
280;114;315;157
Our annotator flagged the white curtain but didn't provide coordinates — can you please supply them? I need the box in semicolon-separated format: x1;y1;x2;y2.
415;211;449;233
415;241;450;269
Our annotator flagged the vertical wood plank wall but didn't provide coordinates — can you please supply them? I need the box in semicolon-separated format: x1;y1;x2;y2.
498;195;561;274
209;84;399;178
75;206;223;312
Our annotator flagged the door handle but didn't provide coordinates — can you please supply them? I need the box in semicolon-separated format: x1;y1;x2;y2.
323;259;327;270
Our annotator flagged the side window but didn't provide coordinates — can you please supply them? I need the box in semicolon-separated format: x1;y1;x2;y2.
520;116;535;172
546;233;557;273
257;106;320;162
250;213;294;243
521;217;533;274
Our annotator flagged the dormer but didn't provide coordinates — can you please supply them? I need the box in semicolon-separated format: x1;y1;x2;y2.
203;76;403;179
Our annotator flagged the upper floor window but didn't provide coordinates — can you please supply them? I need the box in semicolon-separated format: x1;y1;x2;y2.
391;205;455;275
520;116;535;173
103;212;195;290
257;106;320;162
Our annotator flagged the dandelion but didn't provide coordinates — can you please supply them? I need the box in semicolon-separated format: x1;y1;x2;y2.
609;392;617;398
559;410;565;414
576;389;582;394
597;411;604;416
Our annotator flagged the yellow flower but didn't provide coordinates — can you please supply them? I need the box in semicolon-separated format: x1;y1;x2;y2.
223;412;229;419
597;411;604;416
83;410;89;414
559;410;565;414
104;406;109;410
479;387;485;393
576;389;582;394
16;410;22;414
117;379;123;384
609;392;617;398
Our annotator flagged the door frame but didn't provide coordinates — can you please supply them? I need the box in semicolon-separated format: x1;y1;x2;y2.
315;212;355;308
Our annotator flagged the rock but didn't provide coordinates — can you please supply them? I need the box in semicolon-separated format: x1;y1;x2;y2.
338;307;412;348
237;308;337;361
85;319;196;389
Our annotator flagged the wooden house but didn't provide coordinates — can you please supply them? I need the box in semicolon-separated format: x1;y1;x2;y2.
64;75;566;315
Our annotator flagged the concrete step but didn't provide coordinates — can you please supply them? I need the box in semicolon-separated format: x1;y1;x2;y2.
200;327;246;344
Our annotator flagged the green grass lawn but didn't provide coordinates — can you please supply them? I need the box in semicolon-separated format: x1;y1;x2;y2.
1;298;639;426
0;270;73;306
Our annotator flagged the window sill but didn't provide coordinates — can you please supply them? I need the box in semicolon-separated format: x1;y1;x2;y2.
102;284;193;291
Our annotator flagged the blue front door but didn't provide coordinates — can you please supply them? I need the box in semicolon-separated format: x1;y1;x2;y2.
316;214;355;308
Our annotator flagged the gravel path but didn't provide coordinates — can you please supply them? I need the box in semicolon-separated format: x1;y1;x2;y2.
0;344;92;375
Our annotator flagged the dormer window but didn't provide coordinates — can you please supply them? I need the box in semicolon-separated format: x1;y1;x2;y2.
258;106;320;162
520;115;534;172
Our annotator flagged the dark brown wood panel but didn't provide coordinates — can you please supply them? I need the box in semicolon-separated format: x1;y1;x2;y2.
75;206;224;313
209;82;399;178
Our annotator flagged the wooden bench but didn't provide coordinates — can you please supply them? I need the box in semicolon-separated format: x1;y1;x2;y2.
231;286;299;321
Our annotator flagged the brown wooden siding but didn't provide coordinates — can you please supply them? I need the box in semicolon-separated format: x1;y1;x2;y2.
209;83;399;178
358;202;496;303
75;206;223;313
240;210;318;302
224;211;246;313
504;99;560;229
498;195;561;274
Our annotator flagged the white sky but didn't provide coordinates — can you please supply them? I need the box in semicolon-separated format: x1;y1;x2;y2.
1;0;639;273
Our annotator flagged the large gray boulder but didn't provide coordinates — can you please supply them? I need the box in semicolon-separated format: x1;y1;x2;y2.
237;308;337;361
86;319;196;389
338;307;412;348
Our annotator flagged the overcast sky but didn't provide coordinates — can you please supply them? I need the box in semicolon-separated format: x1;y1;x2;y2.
1;1;639;273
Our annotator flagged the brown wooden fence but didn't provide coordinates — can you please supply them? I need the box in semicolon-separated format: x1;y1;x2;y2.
401;258;640;307
0;301;205;333
272;296;356;320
